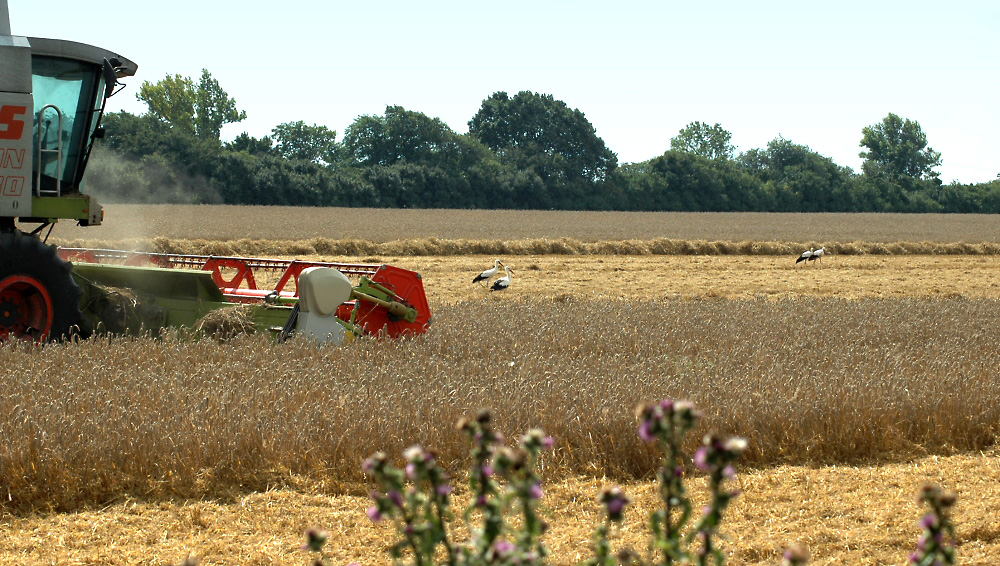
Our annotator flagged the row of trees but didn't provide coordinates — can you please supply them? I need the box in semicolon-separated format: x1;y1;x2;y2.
86;69;1000;212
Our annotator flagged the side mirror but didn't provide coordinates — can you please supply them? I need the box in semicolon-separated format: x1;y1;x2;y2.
101;58;118;99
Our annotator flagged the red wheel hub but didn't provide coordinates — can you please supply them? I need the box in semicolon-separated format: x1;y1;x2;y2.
0;275;54;342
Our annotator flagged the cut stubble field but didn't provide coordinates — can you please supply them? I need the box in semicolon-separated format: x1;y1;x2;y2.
4;206;1000;565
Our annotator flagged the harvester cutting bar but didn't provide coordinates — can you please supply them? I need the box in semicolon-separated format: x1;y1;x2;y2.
57;248;381;301
56;247;433;340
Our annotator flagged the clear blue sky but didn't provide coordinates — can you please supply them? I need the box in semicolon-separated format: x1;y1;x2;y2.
11;0;999;183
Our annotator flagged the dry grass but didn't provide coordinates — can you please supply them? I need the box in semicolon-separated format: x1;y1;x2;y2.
397;254;1000;303
2;296;998;513
9;207;1000;564
1;452;998;565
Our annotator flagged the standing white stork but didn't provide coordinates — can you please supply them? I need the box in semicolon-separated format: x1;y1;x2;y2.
809;246;826;264
490;265;514;291
473;259;504;285
795;247;814;265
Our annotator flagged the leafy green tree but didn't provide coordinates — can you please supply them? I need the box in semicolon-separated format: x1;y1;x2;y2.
226;132;273;156
136;74;195;134
137;69;246;140
468;91;617;182
859;113;941;182
194;70;247;139
739;137;854;211
100;111;221;178
622;150;760;211
86;146;221;204
271;120;339;164
342;106;506;207
343;106;491;170
670;121;735;160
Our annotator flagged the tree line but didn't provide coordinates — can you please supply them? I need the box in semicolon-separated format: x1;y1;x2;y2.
87;69;1000;213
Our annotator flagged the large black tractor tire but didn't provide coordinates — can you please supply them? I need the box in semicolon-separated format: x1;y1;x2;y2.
0;232;83;342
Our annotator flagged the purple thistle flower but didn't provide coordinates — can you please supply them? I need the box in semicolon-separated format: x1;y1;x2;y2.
599;486;631;521
362;452;386;475
481;464;493;478
637;419;655;443
436;484;453;496
366;506;383;522
782;544;809;566
528;482;544;500
607;498;625;517
301;528;328;553
387;490;403;507
403;445;426;463
917;534;929;552
693;446;710;472
493;540;515;555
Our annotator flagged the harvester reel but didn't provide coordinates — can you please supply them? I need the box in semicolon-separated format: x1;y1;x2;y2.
0;233;83;342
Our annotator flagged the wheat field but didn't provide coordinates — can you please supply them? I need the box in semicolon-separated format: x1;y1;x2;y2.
52;205;1000;244
3;207;1000;565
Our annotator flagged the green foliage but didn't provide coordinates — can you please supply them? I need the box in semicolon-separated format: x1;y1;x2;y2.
271;120;339;164
343;106;489;170
226;132;274;156
136;73;195;134
738;138;855;211
90;90;1000;212
210;151;376;206
622;151;763;211
670;122;735;160
99;111;223;182
137;69;246;139
469;91;618;186
194;69;248;139
860;113;942;182
84;145;221;204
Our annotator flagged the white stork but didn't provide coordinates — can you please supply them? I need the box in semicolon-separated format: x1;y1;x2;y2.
809;246;826;263
490;266;514;291
473;259;504;285
795;247;814;265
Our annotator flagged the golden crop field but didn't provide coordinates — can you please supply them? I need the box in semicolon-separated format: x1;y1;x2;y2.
54;204;1000;246
3;207;999;565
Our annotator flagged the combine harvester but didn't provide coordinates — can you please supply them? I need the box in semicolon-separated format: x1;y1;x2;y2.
0;1;430;343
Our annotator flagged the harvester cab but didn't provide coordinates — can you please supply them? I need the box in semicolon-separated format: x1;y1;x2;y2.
0;1;432;343
0;2;135;232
